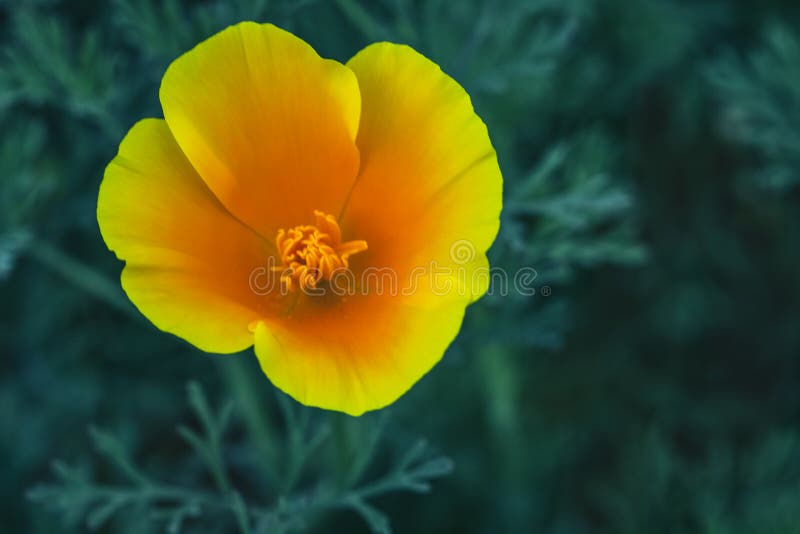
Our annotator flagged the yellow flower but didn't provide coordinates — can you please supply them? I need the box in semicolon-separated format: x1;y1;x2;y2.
97;22;502;415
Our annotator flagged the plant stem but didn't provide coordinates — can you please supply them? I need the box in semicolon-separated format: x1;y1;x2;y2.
25;239;141;322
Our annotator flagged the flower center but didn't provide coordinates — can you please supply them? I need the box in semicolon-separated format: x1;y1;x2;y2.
273;210;368;292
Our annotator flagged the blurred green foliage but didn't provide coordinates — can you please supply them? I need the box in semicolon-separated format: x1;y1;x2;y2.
3;0;800;532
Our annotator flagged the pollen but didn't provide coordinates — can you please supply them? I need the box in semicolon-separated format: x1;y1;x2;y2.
273;210;368;292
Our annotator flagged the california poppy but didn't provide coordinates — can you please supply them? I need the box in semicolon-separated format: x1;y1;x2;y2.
97;22;502;415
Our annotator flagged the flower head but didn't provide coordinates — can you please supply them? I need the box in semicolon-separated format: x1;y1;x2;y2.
97;22;502;415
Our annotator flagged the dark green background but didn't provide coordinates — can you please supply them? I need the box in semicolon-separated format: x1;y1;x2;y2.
3;0;800;532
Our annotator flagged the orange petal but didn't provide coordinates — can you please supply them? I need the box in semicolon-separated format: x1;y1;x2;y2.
254;294;468;416
97;119;274;353
343;42;502;302
159;22;361;239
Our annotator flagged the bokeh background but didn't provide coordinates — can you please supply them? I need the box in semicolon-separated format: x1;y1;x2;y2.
3;0;800;532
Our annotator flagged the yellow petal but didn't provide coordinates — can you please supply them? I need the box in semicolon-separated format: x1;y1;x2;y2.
98;119;275;353
159;22;361;239
253;44;503;415
343;42;502;304
254;294;467;416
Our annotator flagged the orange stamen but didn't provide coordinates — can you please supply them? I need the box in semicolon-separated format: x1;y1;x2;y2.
273;210;368;292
